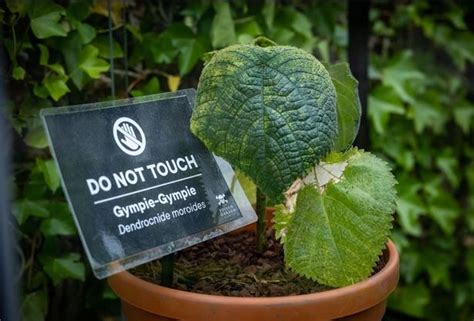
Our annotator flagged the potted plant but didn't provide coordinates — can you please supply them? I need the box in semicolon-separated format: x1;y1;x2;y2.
108;37;399;321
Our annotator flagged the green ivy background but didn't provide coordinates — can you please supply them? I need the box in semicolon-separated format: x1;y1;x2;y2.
1;1;473;320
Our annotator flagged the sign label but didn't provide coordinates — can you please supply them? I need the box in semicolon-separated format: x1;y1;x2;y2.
41;90;256;279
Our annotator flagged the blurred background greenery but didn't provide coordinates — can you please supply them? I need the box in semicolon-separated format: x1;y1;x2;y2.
1;0;474;320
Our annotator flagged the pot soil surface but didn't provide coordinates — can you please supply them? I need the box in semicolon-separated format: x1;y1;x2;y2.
132;227;388;297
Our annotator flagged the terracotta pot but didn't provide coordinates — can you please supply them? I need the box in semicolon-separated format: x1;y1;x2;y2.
108;210;399;321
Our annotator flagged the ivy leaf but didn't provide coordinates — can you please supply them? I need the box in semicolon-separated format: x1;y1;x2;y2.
24;120;49;149
78;45;110;79
21;291;48;321
277;8;313;40
399;247;422;283
381;51;425;104
191;43;338;201
397;182;427;236
407;92;447;134
93;35;124;59
262;0;275;30
44;74;70;101
29;2;68;39
176;38;207;75
13;199;50;225
453;101;474;134
325;62;361;151
12;65;26;80
66;1;90;22
436;153;460;187
41;253;85;286
428;194;460;235
58;32;89;89
38;44;66;77
273;8;315;51
36;159;60;192
368;85;405;134
41;202;76;236
39;44;49;66
33;84;49;99
236;18;263;44
388;283;430;318
131;77;161;97
164;24;209;75
89;0;123;26
6;0;30;16
76;22;96;44
421;248;454;289
147;30;179;64
211;1;236;48
283;150;397;287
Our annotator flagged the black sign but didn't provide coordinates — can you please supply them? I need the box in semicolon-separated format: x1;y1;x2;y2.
41;89;256;278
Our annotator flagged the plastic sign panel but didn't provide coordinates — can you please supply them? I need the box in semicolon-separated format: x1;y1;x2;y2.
41;89;256;279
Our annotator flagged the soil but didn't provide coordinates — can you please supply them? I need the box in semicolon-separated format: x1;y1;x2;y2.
132;227;387;297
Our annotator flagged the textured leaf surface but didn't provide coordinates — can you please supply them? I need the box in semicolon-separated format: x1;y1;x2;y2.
191;44;337;200
284;150;397;287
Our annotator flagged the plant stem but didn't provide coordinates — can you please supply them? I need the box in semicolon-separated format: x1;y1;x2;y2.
256;187;267;253
160;253;175;287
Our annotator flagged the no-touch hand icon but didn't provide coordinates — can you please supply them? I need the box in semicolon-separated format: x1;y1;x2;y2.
113;117;146;156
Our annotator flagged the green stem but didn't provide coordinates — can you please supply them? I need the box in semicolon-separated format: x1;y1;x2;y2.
256;187;267;253
160;253;175;287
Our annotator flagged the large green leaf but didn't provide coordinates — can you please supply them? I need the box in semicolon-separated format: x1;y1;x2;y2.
191;42;338;200
325;62;361;151
282;150;396;287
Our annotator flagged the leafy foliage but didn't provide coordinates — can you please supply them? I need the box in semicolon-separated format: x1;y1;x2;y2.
191;41;338;201
369;1;474;320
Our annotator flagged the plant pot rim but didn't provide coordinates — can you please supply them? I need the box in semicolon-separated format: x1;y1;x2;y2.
108;240;399;320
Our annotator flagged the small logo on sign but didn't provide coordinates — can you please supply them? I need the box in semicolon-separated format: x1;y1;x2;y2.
113;117;146;156
216;194;228;206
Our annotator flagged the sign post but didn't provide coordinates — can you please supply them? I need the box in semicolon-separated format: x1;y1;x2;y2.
41;89;256;279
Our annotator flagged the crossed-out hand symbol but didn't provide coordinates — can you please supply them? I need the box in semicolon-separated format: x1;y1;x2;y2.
113;117;146;156
119;122;141;151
